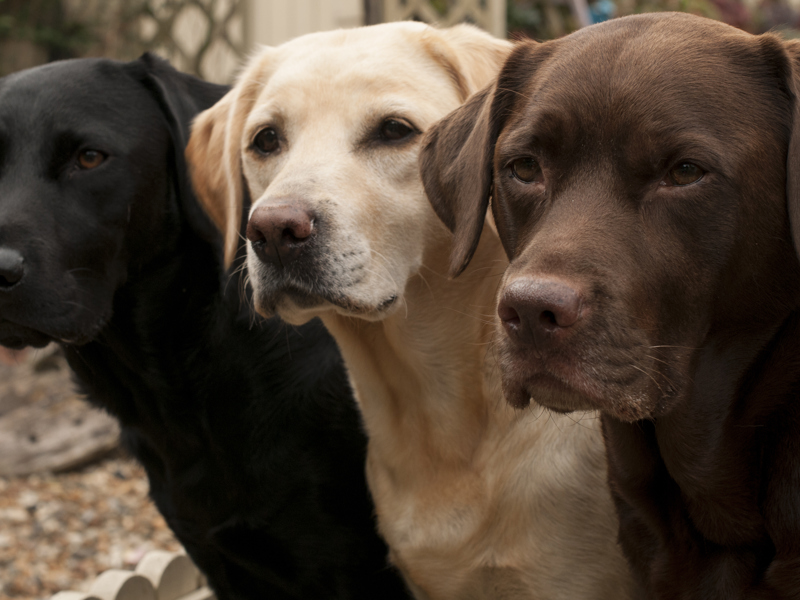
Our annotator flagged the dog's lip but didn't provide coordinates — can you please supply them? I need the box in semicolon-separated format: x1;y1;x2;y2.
523;374;595;410
0;320;54;349
503;354;606;410
0;314;106;349
311;290;398;317
262;279;399;317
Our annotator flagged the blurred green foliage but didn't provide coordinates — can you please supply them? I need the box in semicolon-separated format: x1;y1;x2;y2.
0;0;94;60
508;0;800;40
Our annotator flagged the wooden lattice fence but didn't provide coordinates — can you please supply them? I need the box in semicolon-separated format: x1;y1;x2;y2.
62;0;247;83
365;0;506;37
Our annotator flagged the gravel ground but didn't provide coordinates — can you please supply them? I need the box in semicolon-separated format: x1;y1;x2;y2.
0;451;182;600
0;347;181;600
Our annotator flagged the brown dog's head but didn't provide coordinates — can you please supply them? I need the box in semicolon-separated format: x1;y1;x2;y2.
187;22;510;325
421;13;800;421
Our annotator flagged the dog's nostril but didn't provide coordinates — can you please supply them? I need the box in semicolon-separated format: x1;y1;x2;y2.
246;203;317;267
282;227;304;244
0;248;24;289
499;277;584;347
540;310;557;326
498;302;521;327
245;221;267;244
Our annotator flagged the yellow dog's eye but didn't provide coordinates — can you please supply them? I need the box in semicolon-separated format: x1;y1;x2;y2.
78;149;105;170
253;128;279;154
379;119;414;142
664;162;704;186
510;157;543;184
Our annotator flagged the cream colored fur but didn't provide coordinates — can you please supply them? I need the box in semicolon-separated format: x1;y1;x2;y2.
187;22;634;600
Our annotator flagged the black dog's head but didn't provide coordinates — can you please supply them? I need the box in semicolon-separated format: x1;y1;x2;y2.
0;55;226;348
421;13;800;422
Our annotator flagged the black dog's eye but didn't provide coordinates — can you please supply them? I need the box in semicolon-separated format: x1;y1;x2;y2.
78;149;105;170
663;162;704;186
379;119;414;142
253;128;279;155
510;157;543;184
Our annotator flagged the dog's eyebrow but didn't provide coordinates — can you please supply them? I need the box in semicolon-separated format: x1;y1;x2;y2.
244;104;286;133
46;126;122;154
363;100;421;122
498;111;729;173
497;112;573;160
351;102;422;149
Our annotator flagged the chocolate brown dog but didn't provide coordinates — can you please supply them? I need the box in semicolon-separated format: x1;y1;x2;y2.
421;12;800;599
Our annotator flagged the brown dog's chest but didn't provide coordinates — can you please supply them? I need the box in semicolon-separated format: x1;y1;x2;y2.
604;418;770;597
602;317;800;599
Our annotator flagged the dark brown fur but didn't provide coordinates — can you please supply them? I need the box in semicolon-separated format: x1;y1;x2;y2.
420;13;800;598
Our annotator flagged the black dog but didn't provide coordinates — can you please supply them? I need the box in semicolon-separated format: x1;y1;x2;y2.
422;13;800;599
0;55;406;599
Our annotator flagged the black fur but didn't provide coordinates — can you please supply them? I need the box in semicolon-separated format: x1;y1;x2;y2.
0;55;406;599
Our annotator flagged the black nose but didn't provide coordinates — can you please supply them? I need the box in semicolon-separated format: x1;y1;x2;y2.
246;203;316;267
498;277;584;350
0;248;24;289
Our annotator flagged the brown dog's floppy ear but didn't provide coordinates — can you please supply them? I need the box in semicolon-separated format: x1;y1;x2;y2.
186;53;268;267
420;85;497;277
782;38;800;258
420;38;544;278
416;26;515;278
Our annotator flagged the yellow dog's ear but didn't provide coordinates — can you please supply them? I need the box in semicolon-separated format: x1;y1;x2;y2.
420;24;512;102
186;51;272;267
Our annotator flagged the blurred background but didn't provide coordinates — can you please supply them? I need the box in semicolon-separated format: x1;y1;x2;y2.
4;0;797;82
1;0;798;598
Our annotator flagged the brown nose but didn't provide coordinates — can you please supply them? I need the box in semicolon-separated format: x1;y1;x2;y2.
246;203;316;267
498;278;584;350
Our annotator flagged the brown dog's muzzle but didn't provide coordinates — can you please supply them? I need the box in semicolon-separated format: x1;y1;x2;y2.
498;277;585;355
247;201;317;267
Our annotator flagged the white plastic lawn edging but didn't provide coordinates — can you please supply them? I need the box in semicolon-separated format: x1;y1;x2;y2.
49;550;215;600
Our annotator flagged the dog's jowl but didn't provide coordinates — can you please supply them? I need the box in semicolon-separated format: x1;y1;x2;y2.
421;12;800;599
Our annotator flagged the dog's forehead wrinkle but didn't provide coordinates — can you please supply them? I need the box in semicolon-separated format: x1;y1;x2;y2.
249;41;463;139
1;92;159;169
269;44;430;93
508;89;762;186
522;23;777;146
255;86;453;146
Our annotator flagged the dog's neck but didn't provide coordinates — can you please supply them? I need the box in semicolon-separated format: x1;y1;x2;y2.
653;307;800;532
61;219;235;418
605;301;800;589
321;226;509;477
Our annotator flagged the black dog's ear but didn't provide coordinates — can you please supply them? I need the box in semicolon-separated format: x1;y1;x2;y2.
124;53;229;244
420;85;498;278
783;39;800;257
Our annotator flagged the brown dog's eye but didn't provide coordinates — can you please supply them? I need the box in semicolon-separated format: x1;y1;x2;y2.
510;157;543;184
78;149;105;170
253;128;279;154
379;119;414;142
664;162;704;186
